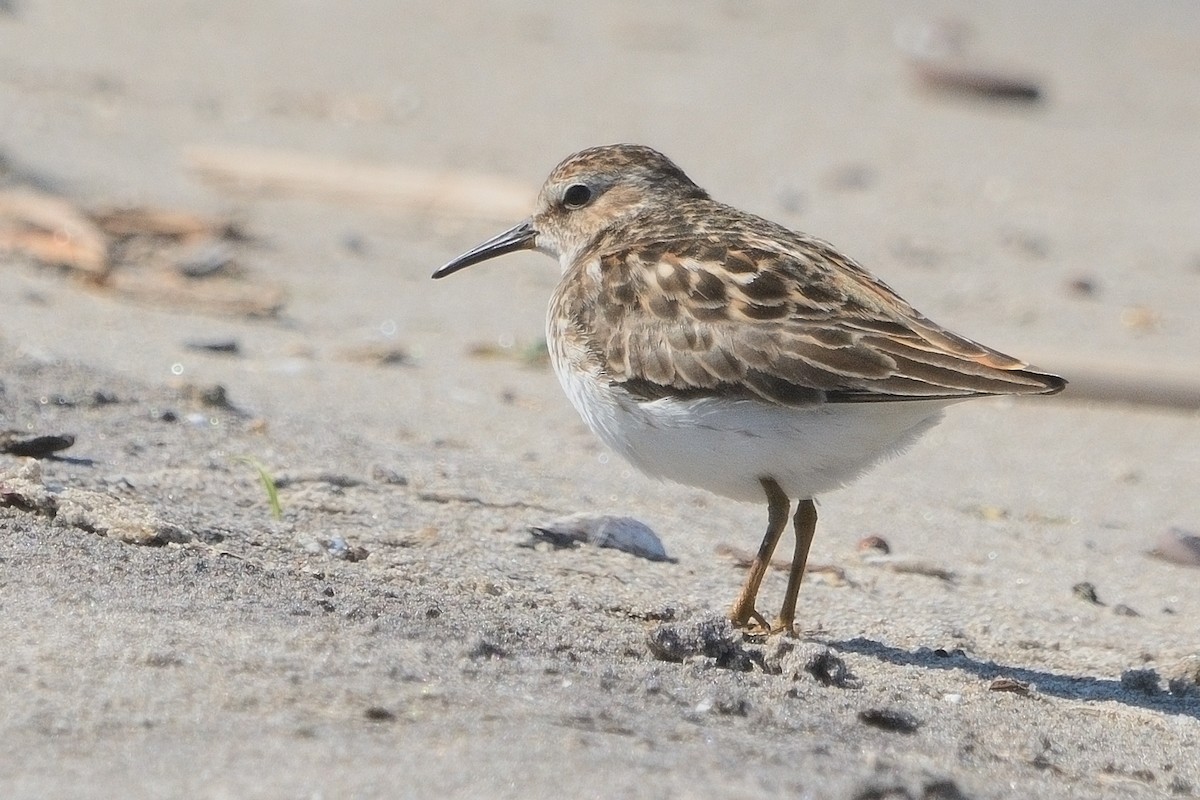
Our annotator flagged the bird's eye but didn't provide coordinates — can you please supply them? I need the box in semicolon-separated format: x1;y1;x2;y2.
562;183;593;209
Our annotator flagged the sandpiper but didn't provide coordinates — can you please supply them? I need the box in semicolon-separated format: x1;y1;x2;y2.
433;144;1065;633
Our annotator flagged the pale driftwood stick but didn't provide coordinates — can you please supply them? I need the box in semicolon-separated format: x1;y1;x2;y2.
0;188;110;277
185;145;530;222
1029;354;1200;412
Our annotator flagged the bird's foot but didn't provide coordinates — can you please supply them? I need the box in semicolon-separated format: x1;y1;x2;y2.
730;607;799;638
771;617;799;638
729;605;771;633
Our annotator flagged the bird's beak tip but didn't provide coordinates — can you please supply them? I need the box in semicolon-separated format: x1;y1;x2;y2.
430;220;537;280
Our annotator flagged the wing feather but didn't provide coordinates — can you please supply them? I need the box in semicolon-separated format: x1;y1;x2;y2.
558;224;1065;406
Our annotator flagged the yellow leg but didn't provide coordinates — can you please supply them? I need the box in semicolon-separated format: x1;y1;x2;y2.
729;478;790;629
775;498;817;635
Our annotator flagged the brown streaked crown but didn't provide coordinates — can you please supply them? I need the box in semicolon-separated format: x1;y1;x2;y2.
527;145;710;265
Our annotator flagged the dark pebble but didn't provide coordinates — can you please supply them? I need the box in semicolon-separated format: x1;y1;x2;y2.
858;707;920;734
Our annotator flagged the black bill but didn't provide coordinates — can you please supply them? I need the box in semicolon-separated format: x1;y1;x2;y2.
431;220;537;279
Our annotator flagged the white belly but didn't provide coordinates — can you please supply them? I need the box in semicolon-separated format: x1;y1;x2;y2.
552;355;950;503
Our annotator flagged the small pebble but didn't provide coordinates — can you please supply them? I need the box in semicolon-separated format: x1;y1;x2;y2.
179;383;240;412
465;637;508;661
857;535;891;555
1071;581;1102;605
184;338;240;355
325;536;369;562
0;432;75;458
363;706;396;722
90;391;119;405
370;465;409;485
857;707;920;734
799;646;855;688
989;677;1032;696
1065;276;1099;297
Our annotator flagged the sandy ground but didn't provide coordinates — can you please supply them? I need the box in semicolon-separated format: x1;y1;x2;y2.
2;2;1199;798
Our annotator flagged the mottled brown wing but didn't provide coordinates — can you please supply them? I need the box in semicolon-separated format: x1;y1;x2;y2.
575;235;1065;406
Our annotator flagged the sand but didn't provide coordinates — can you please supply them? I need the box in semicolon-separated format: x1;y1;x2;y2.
1;2;1198;798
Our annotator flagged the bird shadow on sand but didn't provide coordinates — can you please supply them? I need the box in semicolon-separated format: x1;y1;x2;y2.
828;636;1200;721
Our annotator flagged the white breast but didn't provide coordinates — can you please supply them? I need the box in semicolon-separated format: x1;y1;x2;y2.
550;341;950;503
